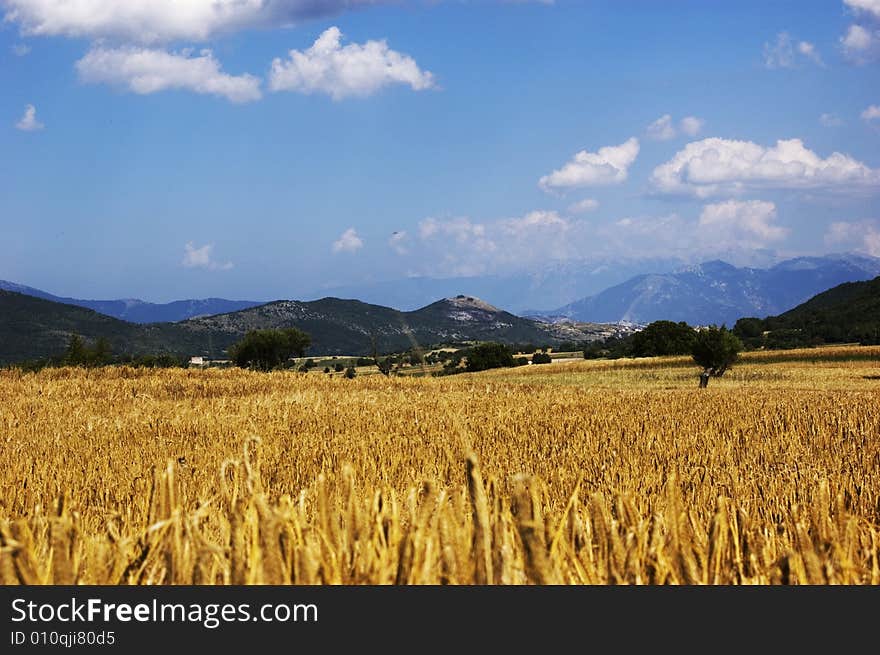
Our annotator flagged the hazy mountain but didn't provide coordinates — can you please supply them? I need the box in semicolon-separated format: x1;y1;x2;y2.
306;257;682;314
0;280;263;323
538;254;880;326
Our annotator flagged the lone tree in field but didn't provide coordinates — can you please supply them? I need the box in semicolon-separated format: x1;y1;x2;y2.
692;326;742;387
228;328;311;371
631;320;696;357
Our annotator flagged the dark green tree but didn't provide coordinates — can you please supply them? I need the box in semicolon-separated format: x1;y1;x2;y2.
228;328;311;371
692;326;743;385
90;337;113;366
531;351;552;364
631;321;696;357
344;366;357;379
62;334;89;366
465;342;515;372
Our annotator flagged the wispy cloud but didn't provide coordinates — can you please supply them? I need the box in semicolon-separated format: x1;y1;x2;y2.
825;218;880;256
182;242;233;271
764;32;824;68
862;104;880;122
646;114;704;141
15;104;44;131
820;113;844;127
332;228;364;253
568;198;599;214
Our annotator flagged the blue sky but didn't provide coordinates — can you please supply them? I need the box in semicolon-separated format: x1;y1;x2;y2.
2;0;879;302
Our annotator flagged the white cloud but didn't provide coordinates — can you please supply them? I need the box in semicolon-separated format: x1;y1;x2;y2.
840;24;880;63
824;219;880;256
394;203;792;278
763;32;796;68
269;26;435;99
568;198;599;214
11;43;30;56
15;103;43;131
764;32;824;68
332;227;364;253
797;40;824;66
650;137;880;198
389;230;408;255
2;0;384;44
413;212;575;277
845;0;880;20
594;205;788;265
182;242;233;271
75;46;261;103
646;114;704;141
646;114;676;141
679;116;704;137
862;104;880;121
538;137;639;192
698;200;788;249
820;113;844;127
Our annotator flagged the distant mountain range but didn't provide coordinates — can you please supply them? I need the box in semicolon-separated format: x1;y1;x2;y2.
1;258;678;322
532;254;880;326
0;280;263;323
0;292;633;365
8;252;869;329
3;252;878;364
306;257;681;313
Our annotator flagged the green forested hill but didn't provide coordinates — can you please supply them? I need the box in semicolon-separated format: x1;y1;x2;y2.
734;276;880;347
1;291;567;365
0;290;209;364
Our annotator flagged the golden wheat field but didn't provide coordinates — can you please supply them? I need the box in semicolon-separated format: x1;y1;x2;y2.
1;346;879;585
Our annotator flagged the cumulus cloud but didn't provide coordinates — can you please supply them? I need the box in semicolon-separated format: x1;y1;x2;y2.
2;0;383;44
698;200;788;249
538;137;639;192
269;26;435;99
76;46;262;103
650;137;880;198
15;104;43;131
845;0;880;20
820;113;844;127
332;227;364;253
840;24;880;63
182;242;233;271
764;32;824;68
646;115;705;141
568;198;599;214
862;104;880;121
824;219;880;256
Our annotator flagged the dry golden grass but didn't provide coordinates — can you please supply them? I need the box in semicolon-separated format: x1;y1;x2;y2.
1;346;879;584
